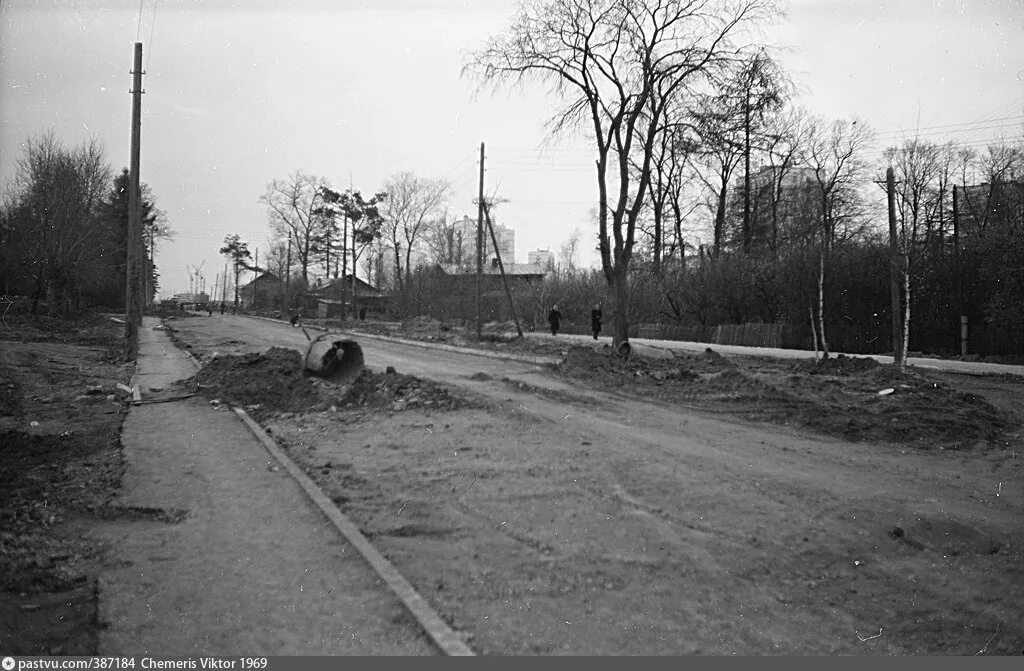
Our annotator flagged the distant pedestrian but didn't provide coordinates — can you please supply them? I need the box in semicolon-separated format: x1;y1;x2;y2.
219;302;225;315
289;312;301;327
547;304;562;336
591;304;602;340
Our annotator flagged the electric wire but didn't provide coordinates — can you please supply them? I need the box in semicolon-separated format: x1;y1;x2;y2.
145;0;158;72
136;0;144;42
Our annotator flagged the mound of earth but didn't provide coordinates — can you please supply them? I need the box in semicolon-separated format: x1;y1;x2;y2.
185;348;319;414
481;321;518;335
329;368;471;412
352;323;393;337
558;345;729;385
794;353;881;375
556;345;1015;450
401;315;447;335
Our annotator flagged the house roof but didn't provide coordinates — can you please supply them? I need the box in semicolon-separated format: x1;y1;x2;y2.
238;271;280;290
312;274;385;297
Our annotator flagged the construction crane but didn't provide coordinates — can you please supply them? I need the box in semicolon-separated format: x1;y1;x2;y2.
185;261;207;296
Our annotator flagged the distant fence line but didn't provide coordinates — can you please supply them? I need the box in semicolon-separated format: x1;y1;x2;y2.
620;320;1021;360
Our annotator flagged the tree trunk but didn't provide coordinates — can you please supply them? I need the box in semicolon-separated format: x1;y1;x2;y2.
901;253;910;371
652;206;662;275
809;302;819;362
611;268;630;352
713;181;728;257
341;213;348;320
392;245;403;293
743;102;751;254
817;248;829;359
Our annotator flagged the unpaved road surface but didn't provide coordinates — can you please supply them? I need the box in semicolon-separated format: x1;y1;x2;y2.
97;317;435;655
166;313;1024;655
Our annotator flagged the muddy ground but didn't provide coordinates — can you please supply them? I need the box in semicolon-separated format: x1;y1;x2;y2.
0;312;134;654
164;314;1024;655
349;316;1020;452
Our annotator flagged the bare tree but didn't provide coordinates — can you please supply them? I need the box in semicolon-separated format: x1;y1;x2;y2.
634;108;697;272
259;171;329;284
804;116;876;358
759;105;812;252
467;0;778;349
688;101;745;256
6;131;112;315
422;210;471;268
380;172;450;290
557;227;582;276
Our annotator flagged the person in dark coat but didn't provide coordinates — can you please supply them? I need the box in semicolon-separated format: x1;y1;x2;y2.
590;304;602;340
547;304;562;336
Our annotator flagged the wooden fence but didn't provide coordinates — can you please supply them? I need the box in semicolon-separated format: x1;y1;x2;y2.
636;322;786;348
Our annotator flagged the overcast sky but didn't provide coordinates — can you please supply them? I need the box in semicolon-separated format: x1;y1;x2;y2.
2;0;1022;298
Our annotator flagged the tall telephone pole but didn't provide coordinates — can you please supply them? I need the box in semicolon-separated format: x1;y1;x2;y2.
125;41;144;356
284;237;292;312
476;142;485;339
886;167;904;366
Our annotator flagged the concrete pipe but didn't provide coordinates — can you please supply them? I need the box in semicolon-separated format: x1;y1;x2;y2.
302;333;365;382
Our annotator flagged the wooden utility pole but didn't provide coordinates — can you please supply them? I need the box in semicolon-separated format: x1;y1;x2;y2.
124;41;144;356
253;247;258;309
284;237;292;312
952;185;967;356
886;167;904;366
341;207;349;320
476;142;485;339
482;201;523;337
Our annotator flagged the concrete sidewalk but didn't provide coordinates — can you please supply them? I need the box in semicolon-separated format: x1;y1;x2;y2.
92;316;434;655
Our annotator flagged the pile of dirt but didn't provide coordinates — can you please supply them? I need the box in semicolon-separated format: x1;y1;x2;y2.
330;368;471;412
185;348;320;414
558;345;734;385
556;345;1015;449
696;368;784;402
481;321;518;335
794;353;881;375
400;316;449;340
352;323;393;337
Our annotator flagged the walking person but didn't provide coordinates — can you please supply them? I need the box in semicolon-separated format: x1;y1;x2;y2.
547;304;562;336
591;304;602;340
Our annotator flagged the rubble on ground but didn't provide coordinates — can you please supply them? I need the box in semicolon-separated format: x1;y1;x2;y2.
184;348;320;414
329;368;473;412
181;348;471;417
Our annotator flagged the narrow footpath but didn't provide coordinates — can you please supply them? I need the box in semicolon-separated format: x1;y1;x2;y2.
91;316;435;655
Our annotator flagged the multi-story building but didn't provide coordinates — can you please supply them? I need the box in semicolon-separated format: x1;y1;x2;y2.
737;165;820;250
452;215;516;264
528;249;556;273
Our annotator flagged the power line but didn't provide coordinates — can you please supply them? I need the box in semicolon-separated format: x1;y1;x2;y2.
145;0;158;72
135;0;144;42
874;117;1024;142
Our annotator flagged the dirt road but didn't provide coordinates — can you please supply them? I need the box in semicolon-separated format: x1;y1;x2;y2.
166;314;1024;655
